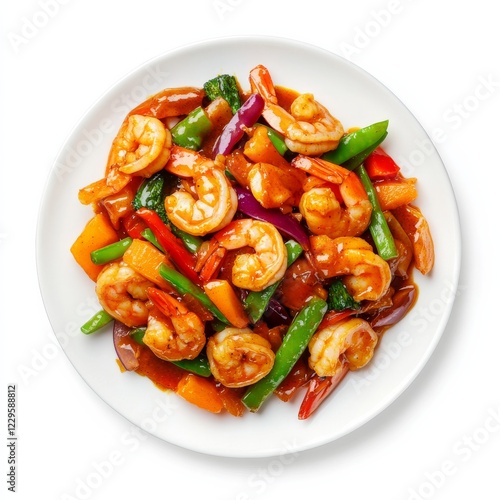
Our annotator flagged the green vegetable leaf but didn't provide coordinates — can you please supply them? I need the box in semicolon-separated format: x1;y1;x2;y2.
132;171;169;224
203;74;241;113
327;279;361;311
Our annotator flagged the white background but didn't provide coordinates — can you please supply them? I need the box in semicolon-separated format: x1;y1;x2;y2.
1;1;499;499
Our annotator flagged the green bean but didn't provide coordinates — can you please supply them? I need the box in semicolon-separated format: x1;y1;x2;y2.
81;309;113;335
90;237;132;265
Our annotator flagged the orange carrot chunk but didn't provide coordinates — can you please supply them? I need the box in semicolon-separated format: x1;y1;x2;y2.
176;373;224;414
70;213;119;281
203;279;249;328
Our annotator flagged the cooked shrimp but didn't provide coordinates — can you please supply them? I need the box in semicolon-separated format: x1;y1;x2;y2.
109;114;171;175
95;261;153;327
206;328;275;388
295;156;372;239
308;317;378;377
78;115;171;205
310;235;391;302
143;288;206;361
249;64;344;156
201;219;288;292
164;146;238;236
247;162;305;209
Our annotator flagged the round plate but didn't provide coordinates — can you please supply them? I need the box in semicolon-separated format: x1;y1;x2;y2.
36;35;461;457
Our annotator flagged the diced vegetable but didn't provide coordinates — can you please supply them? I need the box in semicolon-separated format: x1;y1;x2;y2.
122;238;172;289
176;373;224;413
203;279;249;328
322;120;389;164
70;213;119;281
373;178;418;211
364;147;401;179
243;125;290;169
356;165;398;260
171;106;213;150
90;237;133;265
212;93;265;156
203;74;241;113
81;309;113;335
242;297;328;412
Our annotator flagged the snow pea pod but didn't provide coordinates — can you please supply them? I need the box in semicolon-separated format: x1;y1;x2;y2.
322;120;389;165
242;297;328;412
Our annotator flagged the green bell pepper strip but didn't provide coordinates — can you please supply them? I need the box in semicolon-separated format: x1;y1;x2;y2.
171;106;212;151
242;297;328;412
90;237;133;265
321;120;389;165
130;327;211;377
81;309;113;334
243;240;303;324
158;263;229;324
356;164;398;260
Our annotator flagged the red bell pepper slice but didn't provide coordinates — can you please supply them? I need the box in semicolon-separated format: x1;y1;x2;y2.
136;208;201;285
298;363;349;420
364;147;400;180
122;212;149;239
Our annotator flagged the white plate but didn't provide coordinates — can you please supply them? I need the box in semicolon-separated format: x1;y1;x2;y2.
36;35;461;458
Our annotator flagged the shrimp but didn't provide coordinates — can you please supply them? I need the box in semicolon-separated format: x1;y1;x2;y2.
164;146;238;236
143;288;206;361
200;219;288;292
294;155;372;239
78;114;171;205
310;235;391;302
249;64;344;156
308;317;378;377
95;261;153;327
206;328;275;388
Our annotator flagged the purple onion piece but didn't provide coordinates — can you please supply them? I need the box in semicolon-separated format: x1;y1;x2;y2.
213;93;265;156
113;321;140;371
235;186;310;250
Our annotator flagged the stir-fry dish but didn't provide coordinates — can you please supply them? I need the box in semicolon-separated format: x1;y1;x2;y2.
71;64;434;419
